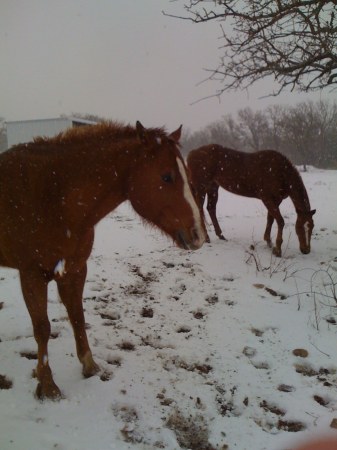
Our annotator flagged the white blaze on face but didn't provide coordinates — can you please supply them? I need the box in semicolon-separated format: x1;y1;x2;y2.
176;157;205;245
304;221;310;247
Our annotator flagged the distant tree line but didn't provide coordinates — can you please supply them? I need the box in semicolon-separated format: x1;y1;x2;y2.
0;118;7;152
181;100;337;169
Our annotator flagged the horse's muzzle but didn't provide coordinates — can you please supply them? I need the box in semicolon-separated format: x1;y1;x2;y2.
177;228;205;250
300;246;310;255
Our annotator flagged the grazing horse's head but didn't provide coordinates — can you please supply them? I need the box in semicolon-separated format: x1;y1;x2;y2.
127;121;206;250
295;209;316;254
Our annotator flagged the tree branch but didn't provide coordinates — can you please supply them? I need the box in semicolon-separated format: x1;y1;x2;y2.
165;0;337;95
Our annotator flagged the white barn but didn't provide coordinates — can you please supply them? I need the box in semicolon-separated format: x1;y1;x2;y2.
5;117;96;150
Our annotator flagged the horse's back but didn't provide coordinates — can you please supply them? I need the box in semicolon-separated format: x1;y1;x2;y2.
187;145;297;200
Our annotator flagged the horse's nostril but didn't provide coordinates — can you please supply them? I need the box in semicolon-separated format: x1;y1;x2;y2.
176;231;188;250
192;228;199;242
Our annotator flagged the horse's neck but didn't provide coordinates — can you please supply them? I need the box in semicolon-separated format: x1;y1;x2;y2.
60;147;131;228
289;170;311;213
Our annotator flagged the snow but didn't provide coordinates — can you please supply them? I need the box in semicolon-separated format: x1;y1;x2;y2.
1;168;337;450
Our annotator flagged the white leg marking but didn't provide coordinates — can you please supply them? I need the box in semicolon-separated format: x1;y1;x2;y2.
54;259;66;277
176;157;205;245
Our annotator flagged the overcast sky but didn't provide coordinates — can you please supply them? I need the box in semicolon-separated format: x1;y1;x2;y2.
1;0;332;133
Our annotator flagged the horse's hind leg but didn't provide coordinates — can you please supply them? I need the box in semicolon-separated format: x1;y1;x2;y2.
207;183;226;240
56;266;99;378
264;212;274;248
20;270;62;400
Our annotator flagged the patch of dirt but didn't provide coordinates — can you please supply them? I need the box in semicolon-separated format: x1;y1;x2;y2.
20;351;37;360
162;262;175;268
313;394;330;407
122;283;148;297
176;325;191;333
141;307;153;318
157;392;175;407
326;316;336;325
100;312;120;321
193;310;205;319
215;385;241;417
107;356;122;366
260;400;285;416
166;410;216;450
264;287;287;299
242;346;257;358
50;331;60;339
0;374;13;390
330;418;337;429
295;364;334;380
165;357;212;375
129;265;158;283
205;293;219;305
100;370;113;382
252;360;270;370
117;341;135;351
278;384;295;393
251;327;264;337
277;419;306;432
111;403;142;444
293;348;309;358
253;284;287;299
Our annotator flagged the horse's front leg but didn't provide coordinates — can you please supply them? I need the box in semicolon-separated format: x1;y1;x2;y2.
56;265;99;378
207;183;226;241
263;201;284;257
263;212;274;248
20;270;62;400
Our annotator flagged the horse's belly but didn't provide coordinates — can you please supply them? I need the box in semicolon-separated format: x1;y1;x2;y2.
224;184;257;198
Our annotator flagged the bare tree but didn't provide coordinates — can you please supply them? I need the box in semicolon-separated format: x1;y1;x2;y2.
181;114;243;153
313;99;337;166
265;105;287;151
165;1;337;95
236;107;270;150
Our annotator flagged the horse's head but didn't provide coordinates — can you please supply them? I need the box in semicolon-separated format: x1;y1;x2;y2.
296;209;316;254
127;121;206;250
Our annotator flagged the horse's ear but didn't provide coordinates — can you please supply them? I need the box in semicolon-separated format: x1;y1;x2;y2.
136;121;148;144
169;125;182;144
311;209;316;216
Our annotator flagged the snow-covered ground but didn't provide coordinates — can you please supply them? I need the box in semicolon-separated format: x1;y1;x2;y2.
1;167;337;450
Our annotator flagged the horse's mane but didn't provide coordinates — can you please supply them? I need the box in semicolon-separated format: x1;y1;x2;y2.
33;121;168;145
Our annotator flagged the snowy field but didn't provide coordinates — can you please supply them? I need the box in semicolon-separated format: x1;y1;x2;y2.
0;167;337;450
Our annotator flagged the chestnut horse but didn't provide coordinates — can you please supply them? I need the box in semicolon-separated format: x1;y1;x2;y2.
187;144;315;257
0;121;206;400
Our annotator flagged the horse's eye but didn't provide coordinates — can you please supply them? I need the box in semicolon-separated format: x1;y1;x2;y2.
162;173;173;183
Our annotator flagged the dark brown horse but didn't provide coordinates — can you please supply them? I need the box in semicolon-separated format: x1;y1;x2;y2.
0;121;206;400
187;144;315;256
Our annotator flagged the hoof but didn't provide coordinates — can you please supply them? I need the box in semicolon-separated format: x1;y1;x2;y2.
83;362;100;378
82;352;100;378
206;235;210;243
35;381;63;401
272;247;282;257
219;234;227;241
